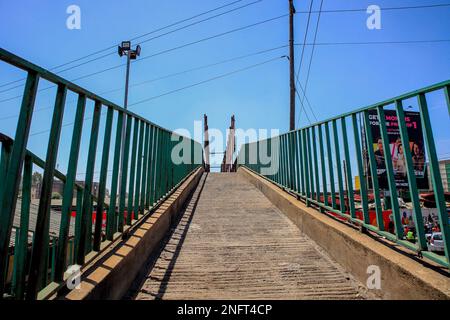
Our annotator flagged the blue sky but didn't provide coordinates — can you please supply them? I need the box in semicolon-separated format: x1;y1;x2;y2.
0;0;449;173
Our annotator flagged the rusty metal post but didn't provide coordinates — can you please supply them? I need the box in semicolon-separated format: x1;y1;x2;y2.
204;114;210;172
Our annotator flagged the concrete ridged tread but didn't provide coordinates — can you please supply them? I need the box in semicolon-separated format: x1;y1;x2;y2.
133;173;367;300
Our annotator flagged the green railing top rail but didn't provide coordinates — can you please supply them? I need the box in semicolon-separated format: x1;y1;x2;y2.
0;47;190;140
0;132;101;204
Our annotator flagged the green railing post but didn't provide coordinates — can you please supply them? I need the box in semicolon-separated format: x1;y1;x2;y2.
147;126;156;208
134;121;145;219
28;84;67;295
318;125;328;207
418;93;450;263
118;115;132;232
341;118;356;218
332;120;345;213
77;101;102;264
306;129;315;202
54;94;86;282
302;130;311;205
0;71;39;296
127;119;139;225
395;100;426;249
93;107;114;251
14;156;32;299
106;111;124;239
325;123;336;209
377;106;403;238
311;127;321;203
351;114;370;224
363;110;384;230
140;124;150;212
445;85;450;116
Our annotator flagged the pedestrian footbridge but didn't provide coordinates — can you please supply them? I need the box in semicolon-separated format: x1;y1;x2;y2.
0;49;449;300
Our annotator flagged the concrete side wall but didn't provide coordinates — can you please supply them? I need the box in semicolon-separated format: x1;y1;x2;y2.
238;167;450;300
63;168;204;300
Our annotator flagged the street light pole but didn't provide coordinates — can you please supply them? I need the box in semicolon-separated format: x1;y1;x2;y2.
117;42;141;214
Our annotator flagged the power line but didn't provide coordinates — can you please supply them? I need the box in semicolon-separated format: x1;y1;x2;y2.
294;39;450;46
0;14;288;104
295;3;450;14
1;2;448;89
41;0;264;77
298;0;323;127
25;56;284;137
0;45;288;121
128;56;285;108
295;0;314;81
0;0;254;89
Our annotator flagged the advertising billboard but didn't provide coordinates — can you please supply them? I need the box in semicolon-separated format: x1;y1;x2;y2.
367;109;429;190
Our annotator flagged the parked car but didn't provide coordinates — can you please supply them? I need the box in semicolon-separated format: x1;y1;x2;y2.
427;232;444;253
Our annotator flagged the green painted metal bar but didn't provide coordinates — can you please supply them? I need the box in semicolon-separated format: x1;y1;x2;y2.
50;237;56;282
445;85;450;116
288;133;294;190
297;131;305;195
0;136;12;224
140;124;150;212
154;130;162;201
93;107;114;251
324;123;336;209
118;115;133;232
11;229;20;295
292;131;300;192
311;127;321;203
147;126;156;208
77;101;102;264
341;117;356;218
27;84;67;295
377;106;403;238
0;48;175;137
0;71;39;296
134;121;145;219
127;119;139;225
54;94;86;281
418;93;450;263
332;120;345;213
106;111;123;239
150;128;159;206
106;112;124;241
14;156;32;299
73;187;83;257
302;130;311;205
395;100;426;249
351;114;370;224
306;129;315;202
318;124;328;207
363;110;384;231
280;135;286;186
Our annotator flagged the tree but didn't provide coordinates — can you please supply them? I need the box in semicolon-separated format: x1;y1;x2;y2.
32;171;42;187
51;192;62;200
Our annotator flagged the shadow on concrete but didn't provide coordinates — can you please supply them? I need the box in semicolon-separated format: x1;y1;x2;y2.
122;173;207;300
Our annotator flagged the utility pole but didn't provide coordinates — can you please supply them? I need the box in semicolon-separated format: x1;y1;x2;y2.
289;0;296;131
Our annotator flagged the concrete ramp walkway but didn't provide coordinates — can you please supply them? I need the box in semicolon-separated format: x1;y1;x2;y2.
130;173;368;300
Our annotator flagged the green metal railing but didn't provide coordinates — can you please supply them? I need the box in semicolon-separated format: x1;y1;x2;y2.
0;48;203;299
237;80;450;269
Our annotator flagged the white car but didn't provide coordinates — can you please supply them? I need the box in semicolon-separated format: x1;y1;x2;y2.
427;232;444;253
